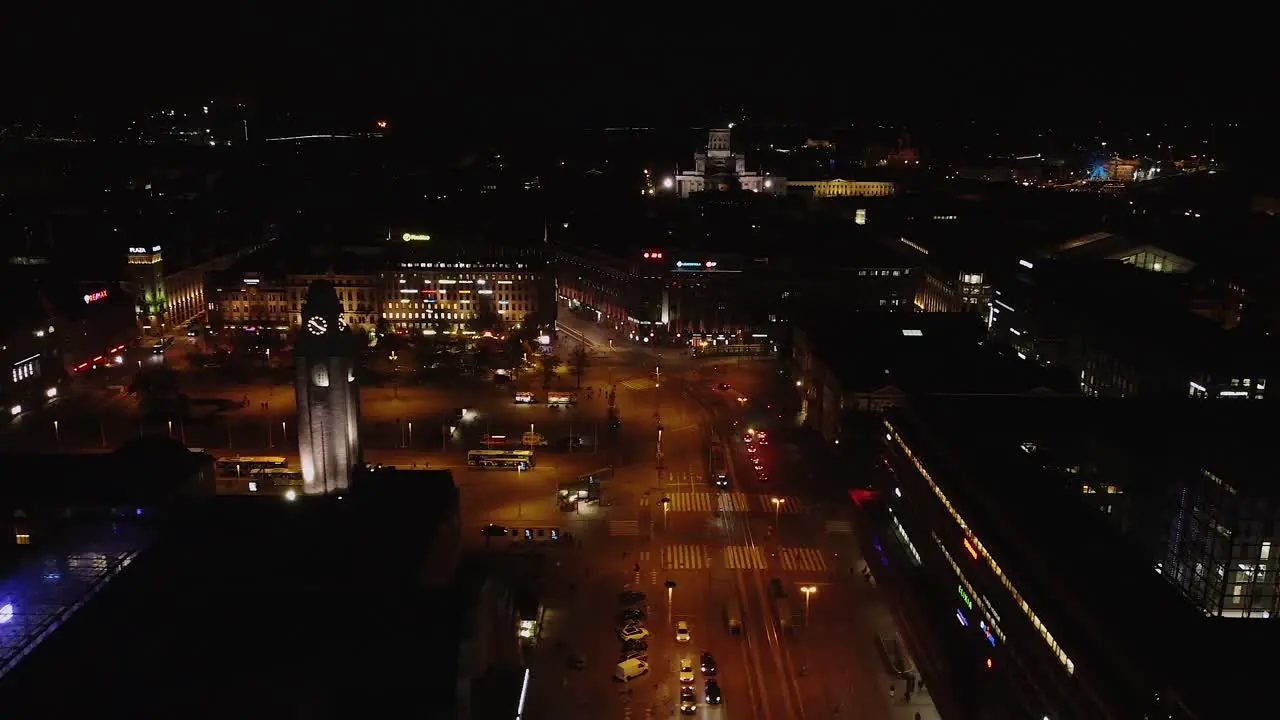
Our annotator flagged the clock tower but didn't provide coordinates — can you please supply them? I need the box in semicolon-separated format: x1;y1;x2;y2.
294;280;362;494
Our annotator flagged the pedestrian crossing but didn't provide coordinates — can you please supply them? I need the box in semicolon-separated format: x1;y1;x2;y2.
658;544;827;572
776;547;828;572
608;520;642;537
662;544;713;570
665;492;749;513
724;545;770;570
620;378;656;391
659;491;807;514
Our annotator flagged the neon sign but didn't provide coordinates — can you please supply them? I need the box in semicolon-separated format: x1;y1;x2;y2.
675;260;719;269
128;247;147;254
83;290;108;304
957;585;973;610
402;233;431;242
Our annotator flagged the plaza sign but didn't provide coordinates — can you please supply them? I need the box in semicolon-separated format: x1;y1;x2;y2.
402;232;431;242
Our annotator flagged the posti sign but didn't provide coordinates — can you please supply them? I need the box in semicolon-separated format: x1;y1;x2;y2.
402;232;431;242
83;289;108;304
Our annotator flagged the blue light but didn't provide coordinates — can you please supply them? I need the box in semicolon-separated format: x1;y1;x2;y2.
956;608;968;627
0;604;14;624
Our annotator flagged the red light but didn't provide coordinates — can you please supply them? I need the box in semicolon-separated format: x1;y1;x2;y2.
985;657;993;669
656;252;663;258
643;252;651;258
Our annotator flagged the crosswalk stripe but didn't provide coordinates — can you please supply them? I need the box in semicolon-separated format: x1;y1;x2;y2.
665;491;750;512
758;495;806;514
777;547;827;572
825;519;854;533
620;378;655;391
724;545;769;570
608;520;641;536
662;544;710;570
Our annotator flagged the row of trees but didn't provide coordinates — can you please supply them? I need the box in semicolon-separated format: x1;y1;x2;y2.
534;342;590;389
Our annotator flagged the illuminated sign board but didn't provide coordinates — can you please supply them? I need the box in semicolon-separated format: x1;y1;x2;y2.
673;260;722;270
83;290;109;304
957;585;973;610
152;245;161;252
128;247;147;254
402;232;431;242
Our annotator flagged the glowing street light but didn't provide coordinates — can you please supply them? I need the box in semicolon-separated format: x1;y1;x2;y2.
800;585;817;626
771;496;784;524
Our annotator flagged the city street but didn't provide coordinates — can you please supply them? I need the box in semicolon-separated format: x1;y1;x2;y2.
4;308;949;719
510;310;946;719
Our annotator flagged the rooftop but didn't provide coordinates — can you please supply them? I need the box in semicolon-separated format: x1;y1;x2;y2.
802;312;1073;395
0;469;484;719
886;395;1279;718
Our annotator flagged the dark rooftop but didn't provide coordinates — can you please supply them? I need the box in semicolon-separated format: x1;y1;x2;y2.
886;395;1278;719
801;312;1073;395
0;469;487;719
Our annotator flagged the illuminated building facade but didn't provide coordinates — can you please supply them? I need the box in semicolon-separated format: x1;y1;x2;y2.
785;179;896;198
381;259;549;335
210;260;551;337
660;128;784;198
556;247;776;343
294;280;361;495
125;245;244;339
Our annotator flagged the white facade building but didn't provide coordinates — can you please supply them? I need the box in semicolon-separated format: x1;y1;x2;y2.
664;128;784;198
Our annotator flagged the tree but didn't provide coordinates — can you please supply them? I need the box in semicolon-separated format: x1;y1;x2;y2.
540;354;562;390
470;296;503;334
569;342;589;389
130;366;183;418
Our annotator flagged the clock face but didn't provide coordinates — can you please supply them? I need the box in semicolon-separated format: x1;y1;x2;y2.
307;316;328;336
311;364;330;387
337;317;347;331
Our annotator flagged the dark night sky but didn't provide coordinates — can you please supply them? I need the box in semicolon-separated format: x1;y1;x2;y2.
5;8;1268;126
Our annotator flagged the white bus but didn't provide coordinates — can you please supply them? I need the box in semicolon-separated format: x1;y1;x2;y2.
216;456;288;476
467;449;536;470
547;391;577;405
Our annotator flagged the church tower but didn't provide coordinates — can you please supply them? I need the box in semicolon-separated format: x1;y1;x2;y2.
294;280;362;494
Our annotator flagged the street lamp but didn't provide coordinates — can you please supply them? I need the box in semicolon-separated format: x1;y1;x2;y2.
407;421;413;448
800;585;817;626
52;420;59;444
665;579;677;624
660;497;671;530
771;496;784;525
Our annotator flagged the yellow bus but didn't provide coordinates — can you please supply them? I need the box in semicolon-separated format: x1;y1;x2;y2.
467;449;536;470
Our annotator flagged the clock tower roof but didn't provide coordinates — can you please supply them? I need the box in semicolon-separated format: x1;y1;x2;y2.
302;279;343;319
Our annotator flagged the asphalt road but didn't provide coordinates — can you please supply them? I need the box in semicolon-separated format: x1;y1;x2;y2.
517;311;946;720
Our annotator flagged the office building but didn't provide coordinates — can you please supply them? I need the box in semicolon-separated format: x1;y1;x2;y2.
988;260;1279;399
873;395;1276;720
126;244;252;339
209;239;553;337
791;313;1069;441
